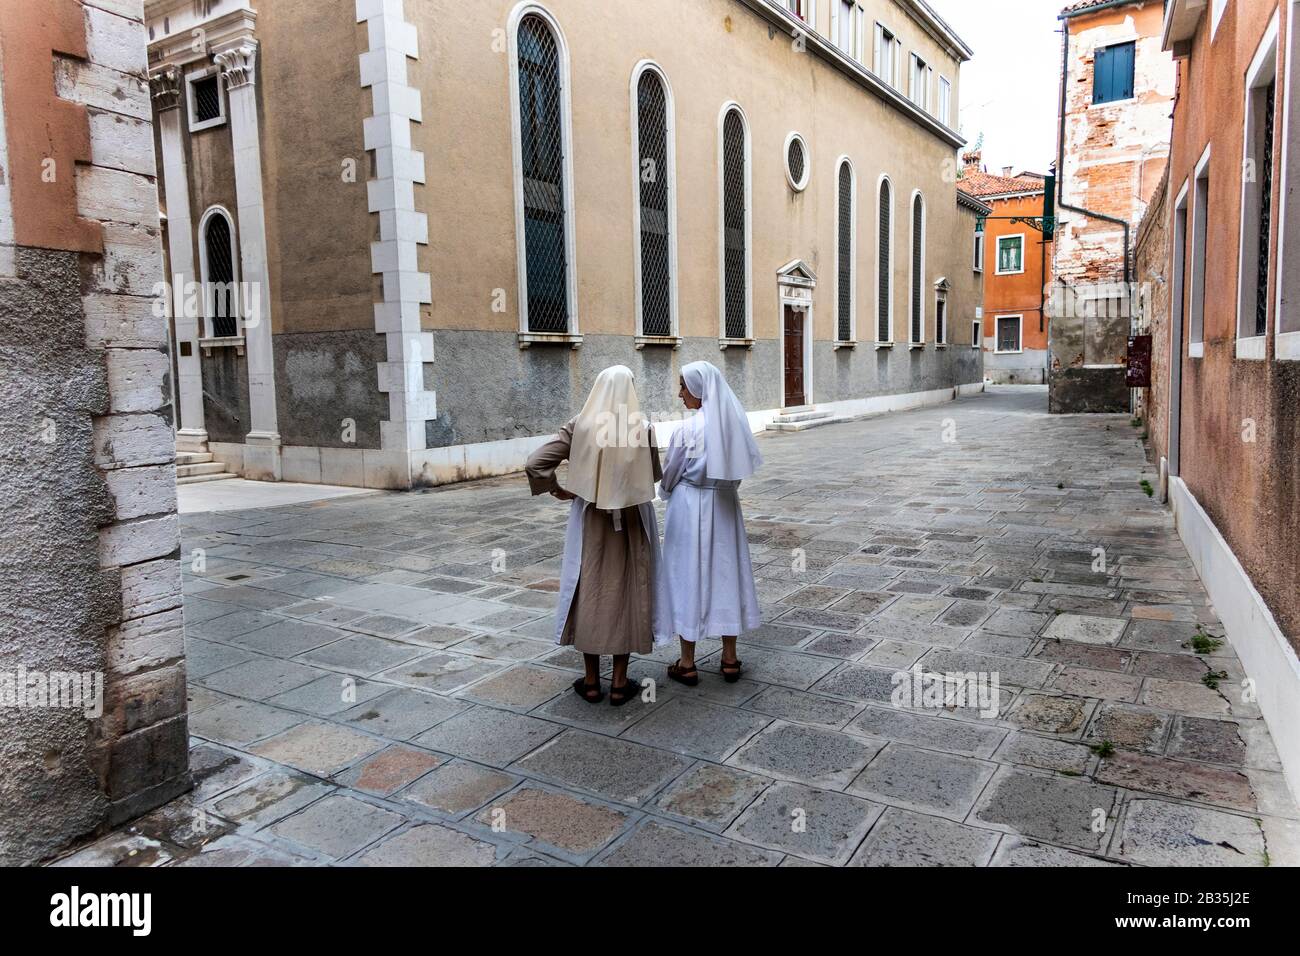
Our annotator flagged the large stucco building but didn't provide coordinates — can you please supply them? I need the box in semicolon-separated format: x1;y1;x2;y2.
1139;0;1300;801
146;0;983;490
1050;0;1175;412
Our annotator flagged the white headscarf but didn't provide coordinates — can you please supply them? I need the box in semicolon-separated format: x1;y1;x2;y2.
681;361;762;481
566;366;656;511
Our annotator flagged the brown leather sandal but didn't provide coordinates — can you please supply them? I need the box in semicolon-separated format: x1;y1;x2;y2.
667;660;699;687
720;658;744;683
609;678;641;707
572;676;604;704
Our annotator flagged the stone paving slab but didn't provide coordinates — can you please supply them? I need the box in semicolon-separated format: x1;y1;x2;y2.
55;387;1299;867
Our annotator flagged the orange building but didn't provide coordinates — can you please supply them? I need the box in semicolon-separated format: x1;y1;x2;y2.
958;154;1054;383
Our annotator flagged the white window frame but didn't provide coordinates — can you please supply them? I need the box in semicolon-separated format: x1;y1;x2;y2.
197;204;241;341
938;76;952;127
718;101;754;344
629;60;680;346
833;0;862;59
1277;0;1300;360
834;156;857;345
876;173;895;347
995;233;1026;275
994;314;1023;354
1189;144;1212;357
973;231;984;273
1212;0;1228;41
1236;13;1278;360
186;65;226;133
909;53;931;110
508;2;581;344
874;22;901;88
908;189;926;347
971;317;981;350
934;286;948;346
784;131;811;192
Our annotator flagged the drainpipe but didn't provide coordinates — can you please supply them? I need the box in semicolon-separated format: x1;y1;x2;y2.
1057;17;1132;288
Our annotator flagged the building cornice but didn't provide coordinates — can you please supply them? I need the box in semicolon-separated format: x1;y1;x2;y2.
734;0;966;149
147;6;256;71
956;191;993;216
1160;0;1208;52
894;0;975;62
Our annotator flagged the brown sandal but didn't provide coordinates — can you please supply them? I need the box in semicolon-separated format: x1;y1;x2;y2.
572;677;604;704
609;678;641;707
720;658;744;683
667;660;699;687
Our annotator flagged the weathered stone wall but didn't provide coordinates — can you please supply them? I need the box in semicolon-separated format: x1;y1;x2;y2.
1133;167;1169;460
0;0;187;865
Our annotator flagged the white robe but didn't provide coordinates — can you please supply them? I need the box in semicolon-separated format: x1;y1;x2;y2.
659;417;762;642
552;496;674;647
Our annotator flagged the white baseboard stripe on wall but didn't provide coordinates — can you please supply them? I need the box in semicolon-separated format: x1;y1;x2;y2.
1168;476;1300;807
208;380;985;491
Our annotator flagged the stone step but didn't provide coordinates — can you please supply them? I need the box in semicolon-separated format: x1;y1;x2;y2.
176;461;229;478
771;409;833;424
766;408;847;432
176;452;214;466
176;471;239;486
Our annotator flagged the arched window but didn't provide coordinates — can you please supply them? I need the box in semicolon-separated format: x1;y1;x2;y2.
720;106;750;340
199;206;239;338
836;159;855;343
877;178;893;343
910;191;926;344
513;9;574;335
633;64;676;339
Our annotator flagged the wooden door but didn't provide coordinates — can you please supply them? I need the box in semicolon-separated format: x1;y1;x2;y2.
783;304;806;408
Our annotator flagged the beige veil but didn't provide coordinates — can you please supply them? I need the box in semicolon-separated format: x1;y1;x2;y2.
565;366;656;511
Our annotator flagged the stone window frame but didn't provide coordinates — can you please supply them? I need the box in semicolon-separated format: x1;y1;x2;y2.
938;75;952;127
784;131;811;193
630;59;681;348
833;155;857;346
1235;11;1279;361
876;173;896;347
873;21;902;89
1277;0;1300;360
908;189;926;348
186;65;227;134
1188;143;1212;358
994;313;1023;355
196;204;243;345
832;0;863;60
508;1;582;347
717;101;754;347
972;317;981;350
973;230;984;273
995;233;1026;275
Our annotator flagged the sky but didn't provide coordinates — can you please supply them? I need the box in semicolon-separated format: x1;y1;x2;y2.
926;0;1065;177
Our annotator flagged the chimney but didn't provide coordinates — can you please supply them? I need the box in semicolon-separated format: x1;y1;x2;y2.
962;149;983;173
1002;165;1014;177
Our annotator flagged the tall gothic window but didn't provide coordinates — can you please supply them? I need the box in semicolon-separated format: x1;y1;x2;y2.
877;178;893;342
517;13;569;333
836;160;854;342
202;209;238;337
910;192;925;344
636;68;673;337
722;107;749;339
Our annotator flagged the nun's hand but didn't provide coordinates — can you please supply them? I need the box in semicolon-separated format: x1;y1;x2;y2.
551;488;576;501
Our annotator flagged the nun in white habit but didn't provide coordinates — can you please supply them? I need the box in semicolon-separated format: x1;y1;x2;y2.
660;361;763;685
525;366;672;706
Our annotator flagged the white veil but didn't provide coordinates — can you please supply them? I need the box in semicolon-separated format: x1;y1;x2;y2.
681;361;762;482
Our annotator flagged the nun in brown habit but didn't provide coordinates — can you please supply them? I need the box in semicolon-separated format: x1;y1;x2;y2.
525;366;672;706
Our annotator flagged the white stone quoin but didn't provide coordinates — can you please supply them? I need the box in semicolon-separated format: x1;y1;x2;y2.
357;0;436;483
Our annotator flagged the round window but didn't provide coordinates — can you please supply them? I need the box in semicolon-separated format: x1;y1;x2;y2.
785;133;809;192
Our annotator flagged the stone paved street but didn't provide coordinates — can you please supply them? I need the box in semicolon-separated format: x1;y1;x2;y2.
55;387;1300;867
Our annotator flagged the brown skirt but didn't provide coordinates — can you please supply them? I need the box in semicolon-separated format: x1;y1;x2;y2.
561;505;654;656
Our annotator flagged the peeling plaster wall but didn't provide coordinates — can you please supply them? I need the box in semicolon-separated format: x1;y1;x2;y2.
1051;1;1175;413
